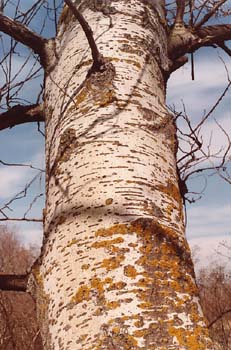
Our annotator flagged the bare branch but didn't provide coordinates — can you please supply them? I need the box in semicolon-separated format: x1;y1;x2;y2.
218;42;231;56
0;274;28;292
174;0;186;25
0;217;42;222
0;159;44;172
192;81;231;135
0;103;44;131
195;23;231;47
170;23;231;60
208;308;231;328
195;0;228;29
64;0;105;72
0;13;50;67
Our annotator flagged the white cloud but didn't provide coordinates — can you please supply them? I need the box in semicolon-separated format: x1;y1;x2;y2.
167;50;231;118
0;166;29;198
0;151;45;199
188;234;231;271
186;204;231;239
16;226;43;248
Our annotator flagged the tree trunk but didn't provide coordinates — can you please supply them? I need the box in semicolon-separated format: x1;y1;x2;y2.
29;1;217;349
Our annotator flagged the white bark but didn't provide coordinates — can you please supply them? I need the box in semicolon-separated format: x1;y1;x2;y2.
29;1;218;349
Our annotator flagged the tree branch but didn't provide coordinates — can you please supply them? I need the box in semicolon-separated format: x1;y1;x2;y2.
218;42;231;56
174;0;186;25
0;274;28;292
0;216;43;222
64;0;105;72
0;14;51;68
208;308;231;328
169;24;231;60
195;0;228;29
0;104;44;131
196;24;231;45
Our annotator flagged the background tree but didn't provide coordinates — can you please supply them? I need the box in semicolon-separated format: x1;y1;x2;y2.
0;1;231;349
0;225;43;350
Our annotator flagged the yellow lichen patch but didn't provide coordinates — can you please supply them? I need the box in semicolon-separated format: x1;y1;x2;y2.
113;333;138;349
136;277;153;287
139;242;153;254
72;285;90;304
124;265;138;278
154;270;165;279
103;277;113;284
175;295;190;307
101;255;125;271
138;302;153;309
168;325;211;350
112;326;121;334
107;281;127;291
106;301;120;310
105;197;113;205
132;329;149;337
95;224;129;237
134;319;144;328
92;237;124;249
90;277;104;297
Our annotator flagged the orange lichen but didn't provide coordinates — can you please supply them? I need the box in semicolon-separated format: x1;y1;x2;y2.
91;277;104;297
72;285;90;304
104;277;113;284
101;255;125;271
107;281;127;291
124;265;138;278
106;301;120;309
92;237;124;249
168;325;211;350
132;329;149;337
138;302;153;309
95;224;129;237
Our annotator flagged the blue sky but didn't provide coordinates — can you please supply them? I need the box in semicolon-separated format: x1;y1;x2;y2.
0;2;230;270
167;47;231;268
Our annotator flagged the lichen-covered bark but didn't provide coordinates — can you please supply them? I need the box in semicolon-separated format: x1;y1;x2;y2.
29;1;217;349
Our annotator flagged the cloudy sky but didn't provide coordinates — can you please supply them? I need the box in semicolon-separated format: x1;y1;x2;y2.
168;47;231;269
0;2;230;271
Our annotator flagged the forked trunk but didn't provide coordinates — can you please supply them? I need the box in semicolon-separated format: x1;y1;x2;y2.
29;1;217;349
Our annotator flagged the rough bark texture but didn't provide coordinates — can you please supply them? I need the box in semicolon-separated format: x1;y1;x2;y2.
28;1;218;349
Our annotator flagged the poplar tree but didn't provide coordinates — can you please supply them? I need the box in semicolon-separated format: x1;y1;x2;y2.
0;1;230;349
